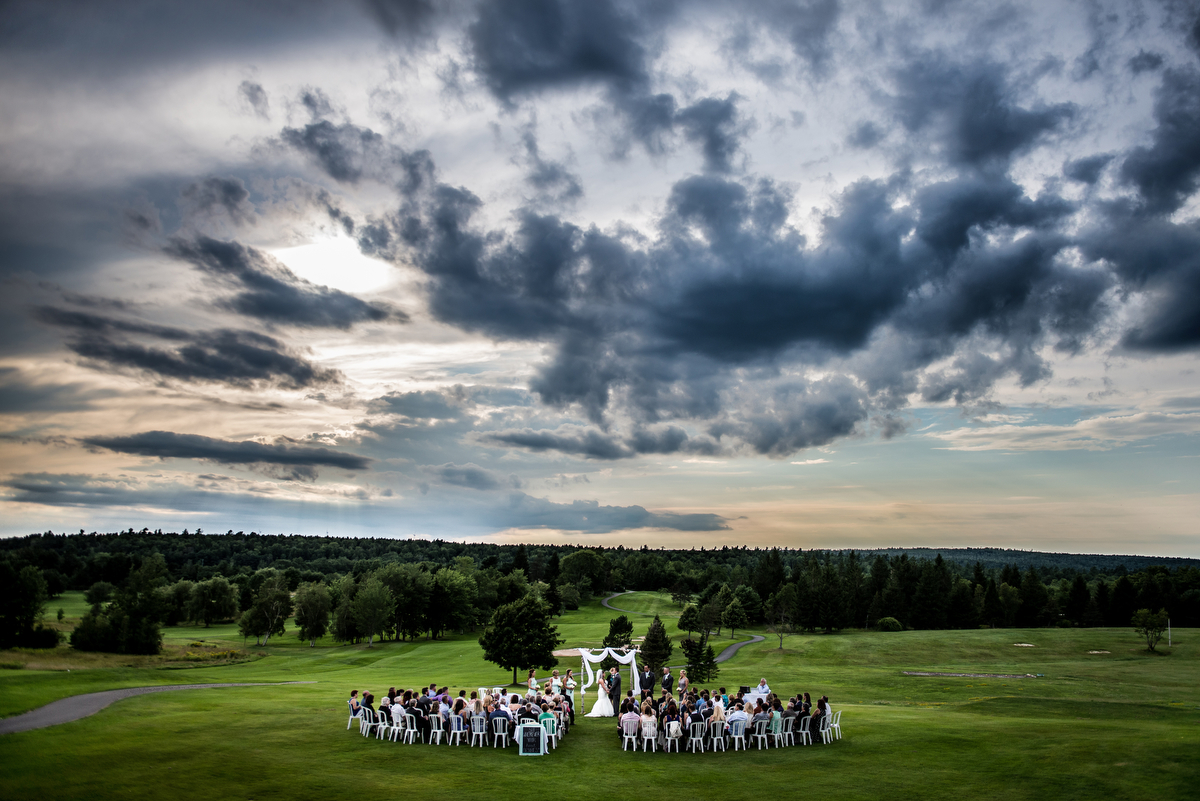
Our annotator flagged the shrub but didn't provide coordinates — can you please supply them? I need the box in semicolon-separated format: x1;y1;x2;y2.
877;617;903;632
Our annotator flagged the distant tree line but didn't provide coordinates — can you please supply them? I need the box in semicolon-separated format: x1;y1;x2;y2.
1;532;1197;655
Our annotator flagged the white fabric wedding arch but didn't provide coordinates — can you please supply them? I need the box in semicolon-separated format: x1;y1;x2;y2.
575;647;641;704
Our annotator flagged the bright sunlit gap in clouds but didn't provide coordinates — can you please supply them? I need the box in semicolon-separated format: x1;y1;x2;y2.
271;235;394;295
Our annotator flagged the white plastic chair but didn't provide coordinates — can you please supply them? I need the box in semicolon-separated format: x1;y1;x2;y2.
729;719;748;751
347;701;360;730
779;716;795;747
708;720;726;752
428;714;444;745
751;719;770;749
687;721;707;753
621;718;640;751
402;713;420;745
447;715;467;746
663;720;682;753
386;711;404;743
640;719;657;752
829;710;842;740
794;716;812;746
819;714;833;744
375;708;392;740
553;710;567;738
540;716;558;749
491;717;510;748
359;708;375;738
469;715;488;747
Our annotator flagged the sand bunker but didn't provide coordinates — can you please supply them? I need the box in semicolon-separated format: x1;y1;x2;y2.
1087;650;1110;654
1013;643;1035;647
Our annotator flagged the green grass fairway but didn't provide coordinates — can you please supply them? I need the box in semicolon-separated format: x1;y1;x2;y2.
1;593;1197;800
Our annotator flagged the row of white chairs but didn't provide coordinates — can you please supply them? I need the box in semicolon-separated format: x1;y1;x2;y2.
349;705;568;750
619;711;841;753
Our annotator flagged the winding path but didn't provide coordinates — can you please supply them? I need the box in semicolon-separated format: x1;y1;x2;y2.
600;591;766;664
0;681;315;735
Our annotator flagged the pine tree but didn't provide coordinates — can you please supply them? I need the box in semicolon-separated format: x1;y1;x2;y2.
640;615;673;674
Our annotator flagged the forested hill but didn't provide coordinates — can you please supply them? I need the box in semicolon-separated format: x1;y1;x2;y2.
1;530;1196;588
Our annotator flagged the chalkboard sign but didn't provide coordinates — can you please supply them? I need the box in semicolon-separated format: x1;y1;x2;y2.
518;724;545;756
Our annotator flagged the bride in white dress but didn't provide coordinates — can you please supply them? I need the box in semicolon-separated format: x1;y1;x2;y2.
585;676;615;717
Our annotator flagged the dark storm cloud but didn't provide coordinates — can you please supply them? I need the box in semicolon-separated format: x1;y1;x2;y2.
1128;50;1164;74
341;102;1127;456
846;121;883;149
468;0;650;102
35;306;340;389
0;367;117;414
238;80;270;118
466;0;753;166
1119;68;1200;215
1080;210;1200;352
519;128;583;205
892;57;1076;169
165;235;406;328
484;427;633;460
1064;154;1113;184
496;493;729;533
422;462;519;491
180;177;256;225
84;430;371;480
361;0;438;37
281;119;437;195
676;94;751;174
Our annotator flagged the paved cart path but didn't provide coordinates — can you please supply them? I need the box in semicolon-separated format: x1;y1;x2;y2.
601;591;765;664
0;681;316;735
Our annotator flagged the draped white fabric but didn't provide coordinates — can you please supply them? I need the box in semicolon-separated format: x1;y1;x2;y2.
575;648;641;703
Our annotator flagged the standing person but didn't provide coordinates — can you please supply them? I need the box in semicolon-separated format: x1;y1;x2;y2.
661;666;672;694
550;669;563;696
564;670;577;723
640;663;655;700
607;666;622;712
527;669;539;697
587;673;615;717
677;669;689;696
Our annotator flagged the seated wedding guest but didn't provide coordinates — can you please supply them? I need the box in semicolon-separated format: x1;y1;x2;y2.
810;698;827;743
518;703;539;724
782;701;800;722
727;702;749;728
755;678;771;695
710;700;728;734
362;692;376;714
348;690;361;715
822;695;833;717
489;700;514;737
509;694;522;714
619;701;641;739
387;687;397;704
640;702;656;726
661;701;681;734
717;688;728;708
379;696;393;723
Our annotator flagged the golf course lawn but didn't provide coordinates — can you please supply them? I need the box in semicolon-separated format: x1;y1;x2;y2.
0;592;1196;800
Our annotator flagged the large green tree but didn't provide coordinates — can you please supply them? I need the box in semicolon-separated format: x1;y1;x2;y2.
479;595;562;686
293;582;332;646
722;598;748;638
0;563;48;648
187;577;238;627
352;574;395;646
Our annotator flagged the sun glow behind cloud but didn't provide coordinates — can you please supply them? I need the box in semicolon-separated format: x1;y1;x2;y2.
271;235;395;295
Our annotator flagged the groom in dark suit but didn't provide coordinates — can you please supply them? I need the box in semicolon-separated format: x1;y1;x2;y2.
608;667;621;710
639;664;655;700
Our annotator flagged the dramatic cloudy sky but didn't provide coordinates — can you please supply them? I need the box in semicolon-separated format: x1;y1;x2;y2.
2;0;1199;555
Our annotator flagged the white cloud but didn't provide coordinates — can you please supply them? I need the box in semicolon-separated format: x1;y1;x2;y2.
929;412;1200;452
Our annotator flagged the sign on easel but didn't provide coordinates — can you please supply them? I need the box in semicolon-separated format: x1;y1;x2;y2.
518;724;546;755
